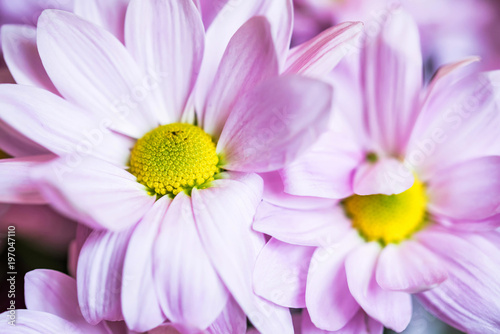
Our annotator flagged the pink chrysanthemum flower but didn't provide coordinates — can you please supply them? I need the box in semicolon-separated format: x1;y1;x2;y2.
0;0;362;332
0;269;249;334
253;10;500;334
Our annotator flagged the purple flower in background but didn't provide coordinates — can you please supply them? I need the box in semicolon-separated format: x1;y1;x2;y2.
253;9;500;334
293;0;500;76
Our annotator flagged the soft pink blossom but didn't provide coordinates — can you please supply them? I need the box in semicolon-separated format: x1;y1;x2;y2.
253;9;500;334
0;0;362;333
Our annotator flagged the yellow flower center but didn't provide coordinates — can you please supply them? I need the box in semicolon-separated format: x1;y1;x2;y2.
129;123;219;197
343;178;427;245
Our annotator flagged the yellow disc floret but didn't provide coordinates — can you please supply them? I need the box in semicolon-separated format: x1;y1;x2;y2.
129;123;219;197
343;179;428;245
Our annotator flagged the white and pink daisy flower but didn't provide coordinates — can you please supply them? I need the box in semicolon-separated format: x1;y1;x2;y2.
0;0;362;332
253;9;500;334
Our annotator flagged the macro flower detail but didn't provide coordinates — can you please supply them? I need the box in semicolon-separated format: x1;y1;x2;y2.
342;177;427;245
0;0;364;332
129;123;220;196
253;8;500;334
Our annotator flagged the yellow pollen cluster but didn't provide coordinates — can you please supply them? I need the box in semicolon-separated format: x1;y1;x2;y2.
129;123;219;197
343;179;428;245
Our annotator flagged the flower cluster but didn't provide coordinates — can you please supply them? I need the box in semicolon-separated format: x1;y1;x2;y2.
0;1;499;334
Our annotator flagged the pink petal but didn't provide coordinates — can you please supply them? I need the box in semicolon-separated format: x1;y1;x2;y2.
406;70;500;179
218;75;332;173
353;157;415;196
0;155;52;204
424;57;480;97
345;242;412;332
37;10;159;138
33;156;155;231
197;0;227;28
77;228;133;324
125;0;204;124
253;202;350;247
375;241;448;293
416;228;500;333
0;84;133;165
284;22;363;77
25;269;108;333
0;121;48;157
207;297;247;334
428;156;500;221
281;131;363;199
301;309;383;334
260;171;334;210
0;310;91;333
360;9;422;155
201;16;279;138
253;238;315;308
122;197;170;332
1;25;58;93
306;230;363;331
192;173;294;334
154;192;229;330
196;0;292;110
435;213;500;231
73;0;129;43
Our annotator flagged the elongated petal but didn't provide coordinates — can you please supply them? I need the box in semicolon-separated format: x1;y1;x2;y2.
192;173;294;334
260;171;334;210
1;25;58;93
0;84;133;165
74;0;130;42
0;120;48;158
196;0;292;109
306;230;363;331
207;297;247;334
33;156;155;231
125;0;204;124
25;270;108;333
0;310;88;333
301;309;383;334
77;228;133;324
253;202;350;247
37;10;159;138
122;197;170;332
218;75;332;172
407;69;500;178
285;22;363;77
345;242;412;332
202;16;279;138
282;131;363;199
0;155;53;204
154;192;229;330
376;241;448;293
417;229;500;333
353;157;414;196
361;9;422;155
428;156;500;221
254;238;315;308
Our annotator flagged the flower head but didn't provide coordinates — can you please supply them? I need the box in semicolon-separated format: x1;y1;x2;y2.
253;9;500;333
